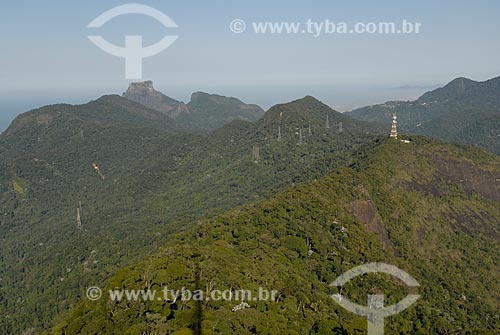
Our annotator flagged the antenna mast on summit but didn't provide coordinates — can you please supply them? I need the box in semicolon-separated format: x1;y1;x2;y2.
76;208;82;229
76;201;83;229
298;128;304;145
252;145;260;162
390;113;398;139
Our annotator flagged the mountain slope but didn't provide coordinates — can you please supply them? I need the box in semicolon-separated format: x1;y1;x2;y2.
419;76;500;107
0;95;383;334
346;76;500;154
51;137;500;335
123;81;265;133
180;91;264;133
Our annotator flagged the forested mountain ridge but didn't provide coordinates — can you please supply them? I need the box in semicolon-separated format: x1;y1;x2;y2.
2;95;179;142
0;94;383;334
51;137;500;335
346;76;500;154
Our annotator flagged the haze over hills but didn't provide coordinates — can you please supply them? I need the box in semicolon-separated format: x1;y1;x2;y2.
122;81;265;133
347;76;500;154
0;91;383;334
52;137;500;335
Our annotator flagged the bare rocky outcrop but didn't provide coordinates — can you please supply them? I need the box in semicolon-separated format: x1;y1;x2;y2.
123;81;189;118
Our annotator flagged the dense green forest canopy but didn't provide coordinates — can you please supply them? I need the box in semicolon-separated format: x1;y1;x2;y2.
0;94;382;334
51;137;500;335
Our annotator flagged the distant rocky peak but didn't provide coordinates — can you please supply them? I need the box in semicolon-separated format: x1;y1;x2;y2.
123;84;264;133
189;91;239;105
190;91;211;102
122;81;186;118
127;80;154;91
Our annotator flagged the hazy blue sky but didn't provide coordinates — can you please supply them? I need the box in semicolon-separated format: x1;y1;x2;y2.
1;0;500;131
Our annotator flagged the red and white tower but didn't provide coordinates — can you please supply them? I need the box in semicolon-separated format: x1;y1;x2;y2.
390;113;398;139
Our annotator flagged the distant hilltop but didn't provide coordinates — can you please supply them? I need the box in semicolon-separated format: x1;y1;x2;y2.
347;75;500;154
